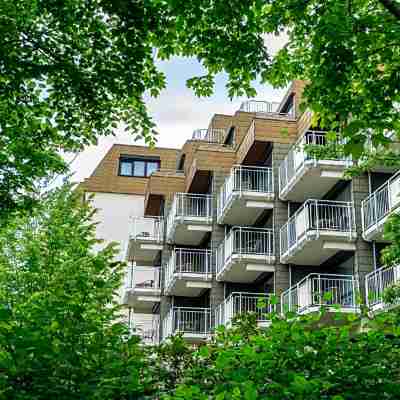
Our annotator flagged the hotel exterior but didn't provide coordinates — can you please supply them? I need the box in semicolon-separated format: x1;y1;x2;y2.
81;80;400;344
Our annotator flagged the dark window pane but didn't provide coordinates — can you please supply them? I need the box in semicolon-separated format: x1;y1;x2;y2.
120;161;132;176
147;161;159;177
134;160;145;177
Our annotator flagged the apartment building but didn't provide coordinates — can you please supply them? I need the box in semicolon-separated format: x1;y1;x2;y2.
81;80;400;344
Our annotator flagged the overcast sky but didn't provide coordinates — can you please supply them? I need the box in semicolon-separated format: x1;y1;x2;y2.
70;35;287;182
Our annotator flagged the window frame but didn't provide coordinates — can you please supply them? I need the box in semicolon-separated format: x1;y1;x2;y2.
118;156;161;178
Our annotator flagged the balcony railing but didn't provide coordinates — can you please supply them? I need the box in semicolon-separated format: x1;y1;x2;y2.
125;265;161;290
239;100;295;118
280;200;355;258
192;128;227;144
217;165;274;217
281;274;359;314
362;171;400;238
216;227;274;273
215;292;274;328
127;314;159;345
366;265;400;309
167;193;213;234
165;248;213;289
279;130;351;194
162;307;211;339
131;216;164;242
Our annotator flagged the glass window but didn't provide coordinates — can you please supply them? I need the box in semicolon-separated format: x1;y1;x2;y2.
133;160;145;177
120;161;132;176
146;161;159;177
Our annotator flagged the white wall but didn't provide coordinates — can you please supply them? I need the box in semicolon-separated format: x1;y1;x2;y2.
87;192;145;261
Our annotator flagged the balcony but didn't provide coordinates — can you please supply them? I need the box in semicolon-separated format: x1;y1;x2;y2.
216;227;275;283
366;265;400;312
279;131;353;201
127;217;164;264
162;307;211;343
217;165;274;225
166;193;213;245
127;314;159;345
123;266;161;312
192;128;227;145
164;248;213;296
239;100;295;119
280;200;356;266
215;292;274;329
281;274;359;315
361;171;400;241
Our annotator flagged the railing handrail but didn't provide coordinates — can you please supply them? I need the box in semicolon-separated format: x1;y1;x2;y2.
282;273;357;297
365;264;400;307
174;192;213;199
192;128;227;143
125;265;161;289
281;273;358;313
239;100;281;113
281;199;355;231
363;169;400;204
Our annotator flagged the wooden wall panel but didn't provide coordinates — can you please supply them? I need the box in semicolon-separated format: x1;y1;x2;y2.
81;144;179;195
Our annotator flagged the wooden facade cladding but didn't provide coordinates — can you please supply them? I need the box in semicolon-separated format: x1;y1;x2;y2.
185;145;236;193
297;109;313;137
236;117;298;164
82;144;179;195
144;170;186;216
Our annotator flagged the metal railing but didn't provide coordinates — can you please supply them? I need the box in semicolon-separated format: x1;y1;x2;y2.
162;307;211;339
281;274;358;314
366;265;400;309
192;128;227;144
216;227;274;275
280;200;355;258
128;313;160;345
217;165;274;219
362;171;400;236
215;292;275;327
131;216;164;242
166;193;213;237
239;100;281;113
125;265;161;290
165;248;213;289
279;130;351;195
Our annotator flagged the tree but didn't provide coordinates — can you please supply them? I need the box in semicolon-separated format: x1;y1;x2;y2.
162;313;400;400
3;0;399;218
0;186;153;399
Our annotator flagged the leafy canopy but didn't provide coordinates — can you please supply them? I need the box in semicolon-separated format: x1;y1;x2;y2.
2;0;400;217
0;186;152;399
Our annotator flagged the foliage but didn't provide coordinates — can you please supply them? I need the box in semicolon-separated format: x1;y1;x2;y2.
0;186;153;400
2;0;400;217
163;313;400;400
383;283;400;306
303;142;347;162
381;213;400;267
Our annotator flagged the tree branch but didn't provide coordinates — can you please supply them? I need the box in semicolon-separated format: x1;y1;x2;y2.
379;0;400;20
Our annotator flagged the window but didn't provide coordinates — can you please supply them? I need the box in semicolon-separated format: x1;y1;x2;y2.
119;156;160;177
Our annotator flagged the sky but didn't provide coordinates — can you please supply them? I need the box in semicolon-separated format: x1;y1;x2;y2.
70;35;287;182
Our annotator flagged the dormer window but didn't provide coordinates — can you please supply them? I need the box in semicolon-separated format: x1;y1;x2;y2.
119;156;160;177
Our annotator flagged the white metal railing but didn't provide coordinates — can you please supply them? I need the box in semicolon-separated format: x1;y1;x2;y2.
362;171;400;236
131;216;164;242
366;265;400;309
128;312;159;345
281;274;359;314
217;165;274;219
216;227;274;275
280;200;355;258
239;100;280;113
215;292;275;327
125;265;161;290
192;128;227;144
165;248;213;290
279;130;351;195
162;307;211;339
166;193;213;238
